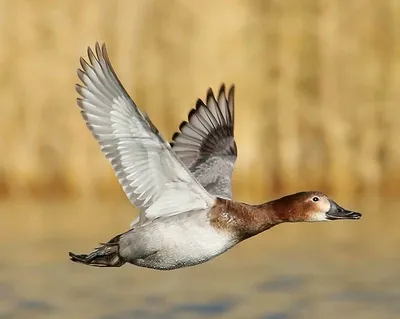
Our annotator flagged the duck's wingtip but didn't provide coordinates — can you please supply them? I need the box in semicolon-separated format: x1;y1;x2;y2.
69;251;86;263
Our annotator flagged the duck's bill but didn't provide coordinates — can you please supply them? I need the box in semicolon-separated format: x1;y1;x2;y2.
326;202;362;220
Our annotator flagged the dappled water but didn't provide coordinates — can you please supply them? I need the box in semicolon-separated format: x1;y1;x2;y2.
1;197;399;319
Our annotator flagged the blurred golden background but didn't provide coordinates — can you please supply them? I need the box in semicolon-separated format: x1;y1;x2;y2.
1;0;399;201
1;1;399;319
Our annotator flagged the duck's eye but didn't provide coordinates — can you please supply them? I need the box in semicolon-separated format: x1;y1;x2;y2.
312;196;319;202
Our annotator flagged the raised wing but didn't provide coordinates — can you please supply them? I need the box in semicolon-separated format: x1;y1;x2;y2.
171;85;237;199
76;43;215;226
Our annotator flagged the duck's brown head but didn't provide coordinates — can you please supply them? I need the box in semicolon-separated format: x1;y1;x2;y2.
270;191;362;223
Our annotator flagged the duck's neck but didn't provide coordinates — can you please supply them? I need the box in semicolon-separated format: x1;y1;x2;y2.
241;202;283;238
214;199;283;240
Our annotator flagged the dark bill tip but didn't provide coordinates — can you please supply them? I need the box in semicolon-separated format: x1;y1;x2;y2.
327;211;362;220
326;201;362;221
326;209;362;220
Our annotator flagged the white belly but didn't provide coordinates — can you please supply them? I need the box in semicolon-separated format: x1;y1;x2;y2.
125;211;238;270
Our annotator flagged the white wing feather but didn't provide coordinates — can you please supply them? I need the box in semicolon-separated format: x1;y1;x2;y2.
76;43;215;226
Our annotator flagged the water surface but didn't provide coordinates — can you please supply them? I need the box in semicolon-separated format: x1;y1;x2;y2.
1;198;398;319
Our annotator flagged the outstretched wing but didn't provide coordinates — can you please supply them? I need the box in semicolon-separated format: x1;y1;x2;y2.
171;85;237;199
76;43;215;226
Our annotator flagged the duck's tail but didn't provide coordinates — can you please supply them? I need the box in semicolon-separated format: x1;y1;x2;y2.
69;234;125;267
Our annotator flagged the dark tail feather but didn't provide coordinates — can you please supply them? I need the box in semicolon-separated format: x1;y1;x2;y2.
69;235;125;267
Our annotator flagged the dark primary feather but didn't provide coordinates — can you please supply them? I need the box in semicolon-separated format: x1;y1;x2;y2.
171;85;237;199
